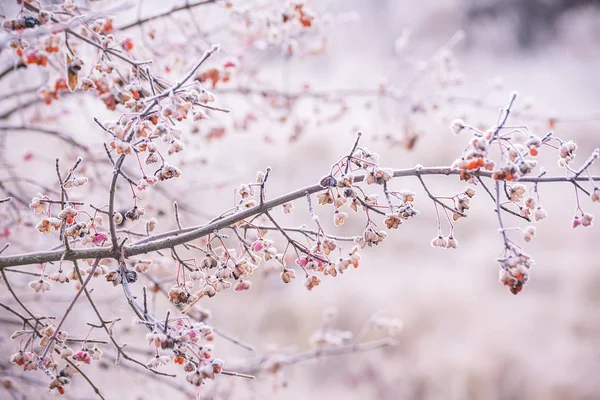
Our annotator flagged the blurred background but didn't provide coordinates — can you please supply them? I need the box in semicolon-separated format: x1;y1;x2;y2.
1;0;600;399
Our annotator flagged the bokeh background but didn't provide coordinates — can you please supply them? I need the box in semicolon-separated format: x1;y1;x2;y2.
1;0;600;399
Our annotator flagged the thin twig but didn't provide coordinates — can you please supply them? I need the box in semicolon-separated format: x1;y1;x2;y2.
39;259;100;361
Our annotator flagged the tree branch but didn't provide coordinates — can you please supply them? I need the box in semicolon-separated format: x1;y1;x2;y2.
1;167;599;268
119;0;218;31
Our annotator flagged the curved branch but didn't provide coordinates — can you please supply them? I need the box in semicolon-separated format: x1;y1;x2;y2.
0;125;89;151
232;337;397;376
1;166;599;268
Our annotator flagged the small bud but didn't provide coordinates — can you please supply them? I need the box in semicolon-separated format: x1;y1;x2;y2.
523;226;536;242
446;236;459;249
431;236;447;248
591;188;600;203
581;213;594;227
280;268;296;284
113;212;123;225
450;119;465;135
304;275;321;291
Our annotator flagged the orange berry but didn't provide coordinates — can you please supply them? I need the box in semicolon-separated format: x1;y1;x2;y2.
465;158;483;170
55;78;68;91
121;38;134;51
103;21;113;33
26;51;37;64
173;356;185;365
